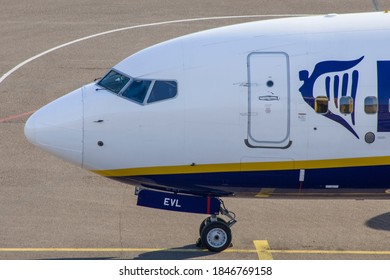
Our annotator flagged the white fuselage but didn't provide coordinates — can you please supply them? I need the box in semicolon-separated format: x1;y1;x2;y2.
25;12;390;197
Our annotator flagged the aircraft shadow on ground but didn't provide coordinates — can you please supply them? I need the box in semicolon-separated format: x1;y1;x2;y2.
40;244;217;260
365;212;390;231
134;244;217;260
42;257;117;260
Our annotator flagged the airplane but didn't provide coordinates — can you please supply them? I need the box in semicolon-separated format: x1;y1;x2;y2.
24;11;390;252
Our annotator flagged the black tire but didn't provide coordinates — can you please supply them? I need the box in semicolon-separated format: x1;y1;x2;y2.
200;221;232;252
199;217;226;235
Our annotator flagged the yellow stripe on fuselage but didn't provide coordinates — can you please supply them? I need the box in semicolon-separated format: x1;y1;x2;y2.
91;156;390;177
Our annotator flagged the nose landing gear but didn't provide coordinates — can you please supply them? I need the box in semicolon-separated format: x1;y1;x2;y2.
196;199;237;252
136;189;236;252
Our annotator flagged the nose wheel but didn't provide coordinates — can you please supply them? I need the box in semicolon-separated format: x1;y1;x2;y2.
200;220;232;251
196;199;236;252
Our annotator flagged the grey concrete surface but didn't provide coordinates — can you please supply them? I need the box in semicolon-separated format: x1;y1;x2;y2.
1;0;390;259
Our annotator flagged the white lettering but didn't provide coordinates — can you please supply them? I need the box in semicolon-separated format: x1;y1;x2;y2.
163;198;181;208
173;199;181;208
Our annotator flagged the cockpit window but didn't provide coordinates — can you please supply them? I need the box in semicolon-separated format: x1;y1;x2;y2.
122;79;152;103
96;69;178;105
97;70;130;94
147;81;177;103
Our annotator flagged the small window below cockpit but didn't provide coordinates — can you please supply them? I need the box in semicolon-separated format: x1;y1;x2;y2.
97;70;130;94
147;81;177;103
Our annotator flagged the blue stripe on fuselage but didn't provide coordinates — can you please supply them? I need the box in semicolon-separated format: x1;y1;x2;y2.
110;165;390;197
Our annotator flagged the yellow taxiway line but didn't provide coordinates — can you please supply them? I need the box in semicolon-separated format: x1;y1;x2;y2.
0;248;253;253
1;241;390;260
253;240;274;260
268;249;390;256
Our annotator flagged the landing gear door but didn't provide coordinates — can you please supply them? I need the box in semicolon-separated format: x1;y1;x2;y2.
246;52;291;148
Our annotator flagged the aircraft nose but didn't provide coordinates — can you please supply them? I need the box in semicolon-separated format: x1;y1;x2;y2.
24;88;83;167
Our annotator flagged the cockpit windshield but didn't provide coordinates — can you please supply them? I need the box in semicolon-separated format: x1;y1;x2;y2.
122;79;152;103
97;70;130;94
97;69;178;105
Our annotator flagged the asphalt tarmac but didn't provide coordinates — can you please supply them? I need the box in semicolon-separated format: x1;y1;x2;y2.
1;0;390;260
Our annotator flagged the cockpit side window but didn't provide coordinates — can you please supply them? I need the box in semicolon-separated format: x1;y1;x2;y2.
121;79;152;103
147;81;177;103
97;70;130;94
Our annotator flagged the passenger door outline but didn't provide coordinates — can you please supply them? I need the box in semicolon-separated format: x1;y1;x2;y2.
245;52;291;149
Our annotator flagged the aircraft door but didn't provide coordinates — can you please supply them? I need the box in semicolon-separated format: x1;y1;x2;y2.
246;52;291;148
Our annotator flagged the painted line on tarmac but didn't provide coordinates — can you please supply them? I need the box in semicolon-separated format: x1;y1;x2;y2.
0;14;311;85
269;249;390;256
0;14;312;123
0;248;256;253
1;246;390;259
0;111;35;123
253;240;274;260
